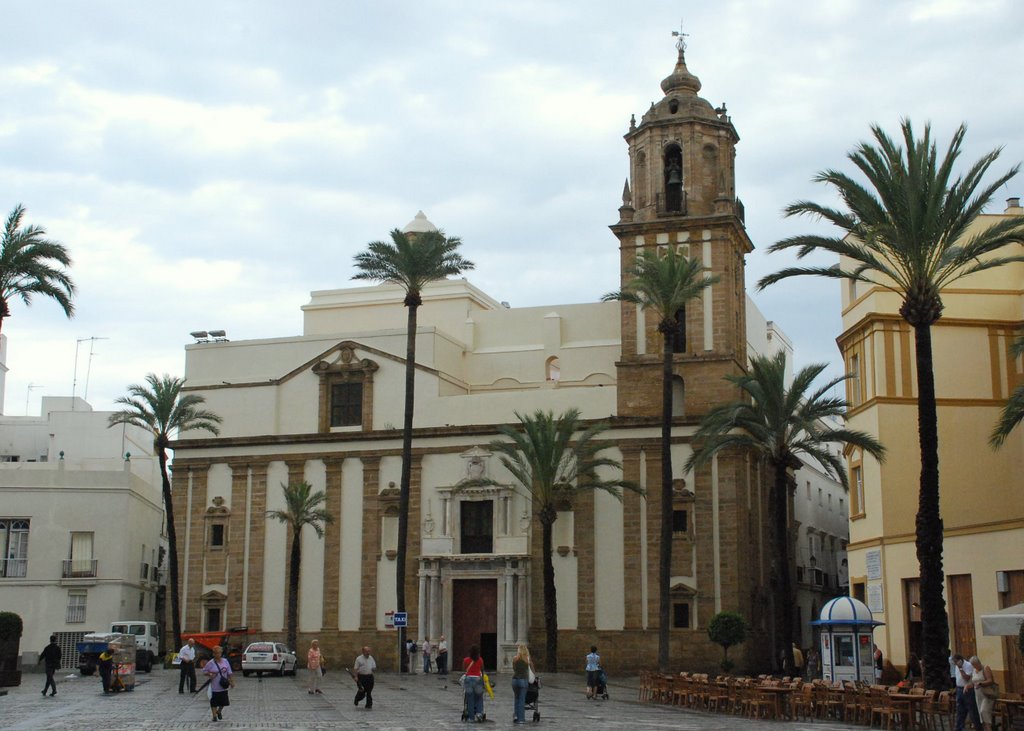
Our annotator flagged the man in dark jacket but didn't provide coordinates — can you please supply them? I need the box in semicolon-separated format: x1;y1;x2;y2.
39;635;62;696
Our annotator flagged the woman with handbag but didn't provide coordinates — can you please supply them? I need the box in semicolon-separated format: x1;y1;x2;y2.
511;644;534;724
463;644;486;722
307;639;323;695
203;645;235;722
970;654;998;731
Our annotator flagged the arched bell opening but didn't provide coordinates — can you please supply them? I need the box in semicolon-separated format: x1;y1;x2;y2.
663;144;685;213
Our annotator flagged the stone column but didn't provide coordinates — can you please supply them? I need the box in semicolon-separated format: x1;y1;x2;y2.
322;457;344;630
359;457;381;630
245;463;268;633
504;566;515;642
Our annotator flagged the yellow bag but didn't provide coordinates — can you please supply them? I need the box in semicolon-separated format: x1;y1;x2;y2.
483;673;494;699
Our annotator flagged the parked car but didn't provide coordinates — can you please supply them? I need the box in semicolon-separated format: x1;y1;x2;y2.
241;642;297;677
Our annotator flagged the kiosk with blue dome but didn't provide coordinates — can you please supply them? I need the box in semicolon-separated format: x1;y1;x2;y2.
811;596;884;683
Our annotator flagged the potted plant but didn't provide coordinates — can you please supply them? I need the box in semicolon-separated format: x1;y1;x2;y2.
0;611;23;687
708;611;749;674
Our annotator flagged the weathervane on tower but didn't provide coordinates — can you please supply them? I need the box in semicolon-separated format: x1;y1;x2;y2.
672;21;688;55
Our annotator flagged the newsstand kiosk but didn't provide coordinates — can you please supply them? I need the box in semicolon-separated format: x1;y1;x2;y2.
811;596;883;683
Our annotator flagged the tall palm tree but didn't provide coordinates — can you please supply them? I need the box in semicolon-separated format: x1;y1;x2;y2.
108;374;222;649
603;246;716;671
686;351;885;675
758;120;1024;688
351;226;473;650
462;408;639;672
991;333;1024;448
267;481;333;651
0;204;76;337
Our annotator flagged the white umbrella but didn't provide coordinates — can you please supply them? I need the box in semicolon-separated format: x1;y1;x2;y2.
980;602;1024;636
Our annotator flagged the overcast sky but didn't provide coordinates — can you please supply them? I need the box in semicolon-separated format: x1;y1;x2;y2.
2;0;1022;416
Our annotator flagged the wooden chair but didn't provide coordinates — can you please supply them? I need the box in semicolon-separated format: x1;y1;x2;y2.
869;687;901;730
918;689;950;731
791;683;816;721
707;678;732;713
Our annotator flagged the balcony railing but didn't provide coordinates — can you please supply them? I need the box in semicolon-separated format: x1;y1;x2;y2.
62;559;98;579
0;558;27;578
655;191;688;216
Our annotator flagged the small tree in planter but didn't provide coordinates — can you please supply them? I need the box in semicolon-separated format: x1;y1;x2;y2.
708;611;748;674
0;611;24;687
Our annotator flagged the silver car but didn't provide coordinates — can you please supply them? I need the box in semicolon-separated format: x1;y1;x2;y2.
241;642;297;677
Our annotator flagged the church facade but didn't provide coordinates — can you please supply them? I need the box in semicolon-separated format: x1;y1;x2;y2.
171;45;788;674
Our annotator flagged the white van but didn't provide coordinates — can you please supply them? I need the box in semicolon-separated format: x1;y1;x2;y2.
110;621;160;672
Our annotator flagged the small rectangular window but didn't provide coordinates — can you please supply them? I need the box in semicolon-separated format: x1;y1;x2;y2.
672;509;688;533
330;382;363;427
67;591;87;623
211;524;225;547
672;602;690;628
206;606;222;632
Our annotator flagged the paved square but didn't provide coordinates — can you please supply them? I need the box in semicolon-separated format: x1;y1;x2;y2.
2;668;867;730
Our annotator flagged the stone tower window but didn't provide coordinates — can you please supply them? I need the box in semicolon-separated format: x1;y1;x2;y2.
671;307;686;353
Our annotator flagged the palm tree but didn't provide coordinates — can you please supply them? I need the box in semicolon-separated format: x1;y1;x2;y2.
351;225;474;649
0;204;76;337
758;120;1024;688
267;481;333;651
602;246;716;671
462;408;639;672
991;333;1024;448
686;351;885;675
108;374;222;649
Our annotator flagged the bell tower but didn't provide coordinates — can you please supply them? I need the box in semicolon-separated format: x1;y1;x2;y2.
611;37;753;418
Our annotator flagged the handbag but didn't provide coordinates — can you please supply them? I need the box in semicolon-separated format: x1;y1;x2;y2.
981;681;999;699
527;666;537;684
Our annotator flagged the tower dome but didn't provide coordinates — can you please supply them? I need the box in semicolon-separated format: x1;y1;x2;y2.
660;45;702;96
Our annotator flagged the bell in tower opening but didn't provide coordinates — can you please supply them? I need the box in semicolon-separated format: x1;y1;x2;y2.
663;144;685;213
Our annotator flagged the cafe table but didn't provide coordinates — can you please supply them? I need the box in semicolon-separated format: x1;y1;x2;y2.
887;691;927;730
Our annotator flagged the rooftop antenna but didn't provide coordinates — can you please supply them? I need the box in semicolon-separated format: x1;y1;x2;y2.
25;382;43;415
72;336;108;408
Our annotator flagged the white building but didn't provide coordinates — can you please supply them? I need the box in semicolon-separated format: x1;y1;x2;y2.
0;396;165;667
747;301;851;653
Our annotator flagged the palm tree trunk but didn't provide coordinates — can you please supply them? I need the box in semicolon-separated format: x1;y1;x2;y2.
541;509;558;673
773;461;795;677
287;526;301;651
658;333;674;672
158;447;182;650
912;322;949;690
396;303;418;631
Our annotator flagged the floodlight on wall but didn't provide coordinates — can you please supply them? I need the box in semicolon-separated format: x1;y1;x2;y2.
208;329;228;342
190;331;209;343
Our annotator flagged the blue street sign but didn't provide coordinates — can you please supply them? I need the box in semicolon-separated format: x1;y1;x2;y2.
393;612;408;627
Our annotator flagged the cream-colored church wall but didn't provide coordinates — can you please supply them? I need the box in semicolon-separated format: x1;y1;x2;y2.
594;469;626;630
436;387;617;426
299;460;326;633
932;326;999;400
338;457;363;631
553;508;578;630
261;461;289;632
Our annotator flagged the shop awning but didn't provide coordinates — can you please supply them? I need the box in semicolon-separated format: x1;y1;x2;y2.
980;602;1024;636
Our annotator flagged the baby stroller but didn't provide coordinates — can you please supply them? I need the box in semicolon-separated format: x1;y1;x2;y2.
525;676;541;722
595;667;609;700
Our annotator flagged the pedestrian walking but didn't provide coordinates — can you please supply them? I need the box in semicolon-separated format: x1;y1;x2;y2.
953;653;982;731
307;639;323;695
39;634;61;697
353;646;376;709
422;637;432;673
585;645;600;699
203;645;234;722
436;635;448;675
511;643;533;724
463;644;486;722
970;654;996;731
178;638;197;693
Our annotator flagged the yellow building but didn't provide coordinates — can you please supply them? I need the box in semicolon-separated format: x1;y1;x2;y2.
839;199;1024;691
